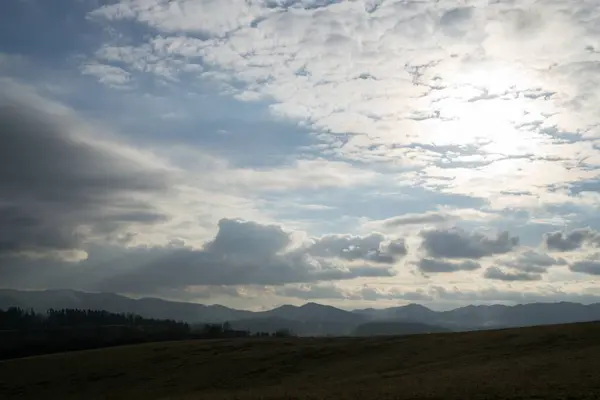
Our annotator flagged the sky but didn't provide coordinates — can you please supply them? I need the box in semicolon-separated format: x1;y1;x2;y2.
1;0;600;311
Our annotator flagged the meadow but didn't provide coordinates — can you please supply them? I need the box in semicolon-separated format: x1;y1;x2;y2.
1;322;600;399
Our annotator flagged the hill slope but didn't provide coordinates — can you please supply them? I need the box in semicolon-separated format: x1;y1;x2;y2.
353;321;451;336
1;322;600;399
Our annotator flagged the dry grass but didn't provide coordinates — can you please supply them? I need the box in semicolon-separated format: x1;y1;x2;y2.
1;322;600;399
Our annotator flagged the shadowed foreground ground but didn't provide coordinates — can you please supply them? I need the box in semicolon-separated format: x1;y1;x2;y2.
1;322;600;399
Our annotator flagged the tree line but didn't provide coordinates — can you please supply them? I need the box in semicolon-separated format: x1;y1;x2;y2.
0;308;296;360
0;307;190;360
0;307;189;331
192;321;295;339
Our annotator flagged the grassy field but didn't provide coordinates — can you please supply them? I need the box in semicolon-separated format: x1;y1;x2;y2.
1;322;600;400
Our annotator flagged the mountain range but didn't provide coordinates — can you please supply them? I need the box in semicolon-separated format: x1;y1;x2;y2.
2;289;600;336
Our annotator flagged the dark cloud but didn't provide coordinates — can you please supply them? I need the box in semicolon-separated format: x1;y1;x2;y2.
440;7;475;38
570;180;600;194
544;228;600;252
417;258;480;273
305;233;406;264
91;219;396;293
421;228;519;259
262;0;343;11
0;93;169;261
570;260;600;276
484;266;542;282
204;219;290;259
500;250;566;274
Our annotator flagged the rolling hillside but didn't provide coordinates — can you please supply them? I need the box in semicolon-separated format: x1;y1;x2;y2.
352;321;450;336
1;322;600;399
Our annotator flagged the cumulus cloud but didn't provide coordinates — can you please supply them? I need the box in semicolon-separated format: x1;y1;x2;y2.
570;257;600;276
544;228;600;252
86;218;397;294
420;228;519;259
0;90;170;261
484;266;542;282
417;258;481;273
304;233;406;264
498;250;566;274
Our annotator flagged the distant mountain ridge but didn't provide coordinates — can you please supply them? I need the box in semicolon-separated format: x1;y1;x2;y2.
355;301;600;331
2;289;600;336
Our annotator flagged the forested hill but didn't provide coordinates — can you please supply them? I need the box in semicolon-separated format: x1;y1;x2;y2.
0;307;295;360
0;307;189;331
0;307;190;360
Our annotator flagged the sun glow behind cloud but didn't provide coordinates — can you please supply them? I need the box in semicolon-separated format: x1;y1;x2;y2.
427;64;550;152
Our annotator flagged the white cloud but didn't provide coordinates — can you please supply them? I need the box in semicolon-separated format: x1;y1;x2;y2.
363;208;499;235
80;62;132;87
484;266;542;282
86;0;600;212
89;0;267;36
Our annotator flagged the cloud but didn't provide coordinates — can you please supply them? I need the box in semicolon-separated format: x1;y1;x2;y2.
275;284;349;300
361;208;500;236
277;281;600;306
359;285;434;302
484;266;542;282
0;89;170;261
92;40;205;82
570;257;600;276
275;283;434;302
80;62;131;88
203;218;290;259
498;250;566;274
85;0;600;202
216;158;380;192
6;0;600;309
89;0;265;36
417;258;481;273
544;228;600;252
89;218;396;294
382;212;450;227
304;233;406;264
430;286;600;306
420;228;519;259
